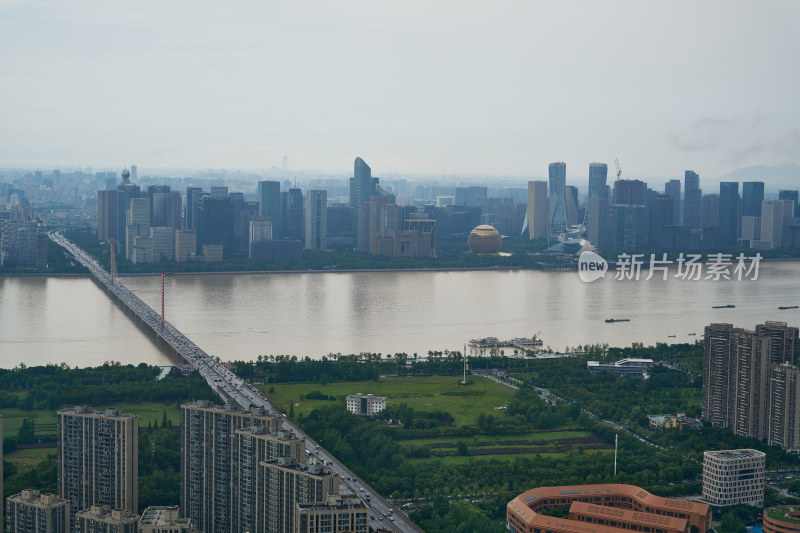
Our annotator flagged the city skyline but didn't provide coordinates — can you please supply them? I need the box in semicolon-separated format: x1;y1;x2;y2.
2;2;799;178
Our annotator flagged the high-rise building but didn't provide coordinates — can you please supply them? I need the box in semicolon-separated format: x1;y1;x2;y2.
262;459;341;533
304;190;328;250
768;363;800;451
778;190;800;218
350;158;384;252
76;505;138;533
197;195;234;258
684;170;702;229
702;194;719;229
586;197;611;249
126;197;150;261
757;200;795;249
57;406;138;528
180;401;279;533
742;182;765;218
648;194;674;250
282;188;304;241
139;506;196;533
152;191;181;229
703;322;799;445
129;164;138;181
665;179;681;225
174;230;197;262
702;449;765;507
257;181;282;239
150;227;174;261
526;181;548;240
565;185;579;227
97;190;118;242
588;163;608;200
611;204;647;250
613;179;646;206
185;187;203;230
6;490;70;533
547;162;567;239
296;495;369;533
718;182;740;246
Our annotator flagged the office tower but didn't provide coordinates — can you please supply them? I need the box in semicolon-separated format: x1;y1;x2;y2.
454;186;488;206
350;157;381;252
250;218;273;243
547;162;567;239
262;459;341;533
684;170;702;229
180;401;279;533
229;192;245;256
282;188;304;240
702;449;765;507
150;227;174;261
174;230;197;262
703;322;799;443
231;426;307;533
702;194;719;228
139;506;195;533
97;190;118;242
197;195;234;258
257;180;282;239
126;197;150;260
742;182;765;218
210;186;228;199
649;195;674;250
588;163;608;200
610;204;647;250
185;187;203;230
129;164;138;181
239;201;260;251
76;505;138;533
718;182;740;246
296;495;369;533
6;490;70;533
665;179;681;224
57;407;138;527
758;200;795;249
612;179;646;206
586;197;610;249
565;185;579;227
526;181;548;240
779;190;800;218
152;191;181;229
741;216;761;246
768;364;800;451
305;190;327;250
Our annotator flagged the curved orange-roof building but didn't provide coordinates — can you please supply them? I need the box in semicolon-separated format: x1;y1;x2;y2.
507;484;711;533
764;506;800;533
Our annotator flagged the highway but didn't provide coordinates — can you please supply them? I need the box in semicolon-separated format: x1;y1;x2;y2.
50;232;422;533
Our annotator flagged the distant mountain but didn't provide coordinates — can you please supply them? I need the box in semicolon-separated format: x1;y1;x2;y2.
715;163;800;192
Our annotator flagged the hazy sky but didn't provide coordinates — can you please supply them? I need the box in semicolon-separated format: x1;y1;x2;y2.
2;1;798;180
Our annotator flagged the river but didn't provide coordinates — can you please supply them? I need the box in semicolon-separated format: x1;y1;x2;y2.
2;262;799;368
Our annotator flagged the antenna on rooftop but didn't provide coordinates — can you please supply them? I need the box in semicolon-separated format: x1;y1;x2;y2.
615;158;622;181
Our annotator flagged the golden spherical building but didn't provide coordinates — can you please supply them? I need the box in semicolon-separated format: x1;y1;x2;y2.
468;225;501;254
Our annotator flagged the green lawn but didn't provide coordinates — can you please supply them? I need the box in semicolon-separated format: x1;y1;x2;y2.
0;408;58;438
412;452;571;465
1;401;181;438
5;448;55;470
261;376;515;426
401;430;591;447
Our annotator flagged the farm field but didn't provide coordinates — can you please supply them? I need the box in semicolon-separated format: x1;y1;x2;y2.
262;375;515;426
4;448;54;470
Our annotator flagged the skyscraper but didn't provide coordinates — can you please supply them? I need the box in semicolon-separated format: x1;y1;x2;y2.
526;181;548;240
185;187;203;230
350;157;381;251
684;170;702;229
180;401;279;533
547;162;567;239
758;200;795;249
197;195;234;258
97;190;118;242
718;182;740;246
565;185;579;227
742;182;765;218
612;180;646;206
257;180;282;238
665;179;681;225
57;407;138;528
587;163;608;200
282;188;304;241
151;191;181;229
649;194;674;250
702;194;719;228
768;364;800;451
586;197;610;249
778;190;800;218
305;190;327;250
6;490;70;533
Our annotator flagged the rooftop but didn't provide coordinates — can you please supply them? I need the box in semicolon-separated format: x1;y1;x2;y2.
704;449;766;460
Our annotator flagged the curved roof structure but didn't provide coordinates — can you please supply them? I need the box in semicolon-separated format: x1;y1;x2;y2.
507;484;711;533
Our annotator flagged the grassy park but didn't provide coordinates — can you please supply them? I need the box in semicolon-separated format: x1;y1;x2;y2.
261;375;515;426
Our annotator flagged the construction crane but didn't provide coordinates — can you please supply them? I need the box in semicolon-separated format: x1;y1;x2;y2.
615;158;622;180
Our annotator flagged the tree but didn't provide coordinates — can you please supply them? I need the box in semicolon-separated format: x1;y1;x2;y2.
17;418;36;444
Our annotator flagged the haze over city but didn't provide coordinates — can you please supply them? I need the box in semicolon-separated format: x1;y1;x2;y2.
2;1;799;182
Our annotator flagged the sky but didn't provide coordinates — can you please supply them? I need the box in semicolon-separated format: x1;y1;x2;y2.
1;1;799;181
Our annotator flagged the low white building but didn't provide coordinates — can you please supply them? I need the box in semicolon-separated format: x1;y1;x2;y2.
702;449;765;506
345;394;386;416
